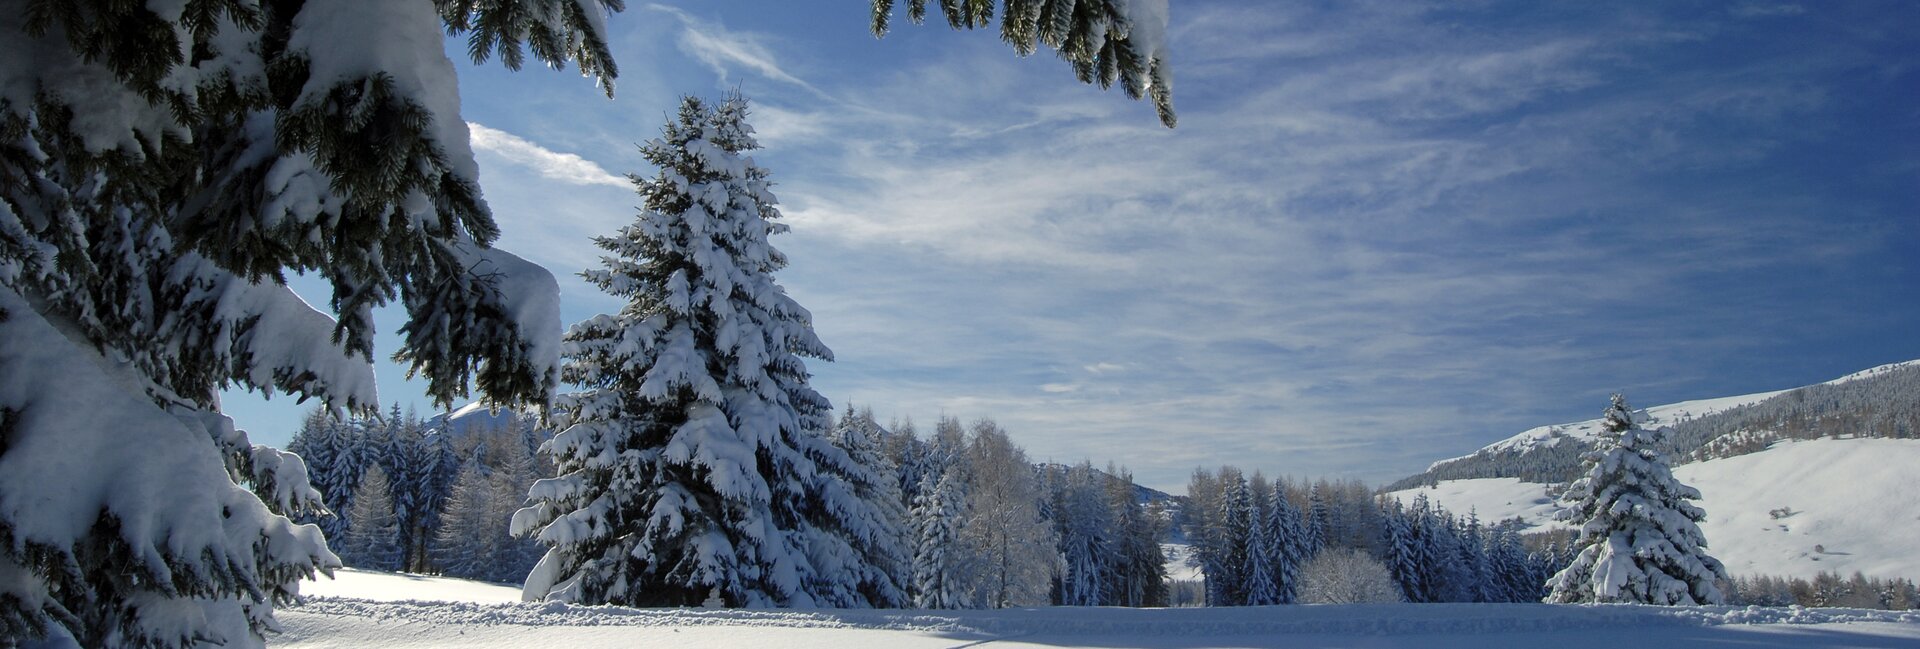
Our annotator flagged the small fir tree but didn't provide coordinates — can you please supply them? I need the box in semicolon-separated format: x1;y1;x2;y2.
1546;394;1731;605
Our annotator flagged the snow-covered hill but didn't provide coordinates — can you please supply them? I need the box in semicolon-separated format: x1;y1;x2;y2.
279;571;1920;648
1430;359;1920;471
1388;437;1920;579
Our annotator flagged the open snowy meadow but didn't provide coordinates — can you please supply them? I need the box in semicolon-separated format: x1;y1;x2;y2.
279;570;1920;648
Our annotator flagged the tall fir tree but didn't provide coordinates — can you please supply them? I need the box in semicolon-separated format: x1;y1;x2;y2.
514;95;890;608
1214;471;1253;606
289;407;366;541
1242;476;1280;606
1055;462;1115;606
1378;497;1423;603
823;406;912;608
1305;482;1331;559
1269;481;1306;604
1546;394;1730;605
911;466;969;608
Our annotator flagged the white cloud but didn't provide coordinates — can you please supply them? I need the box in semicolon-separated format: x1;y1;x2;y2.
467;122;626;188
1731;3;1806;18
646;4;829;98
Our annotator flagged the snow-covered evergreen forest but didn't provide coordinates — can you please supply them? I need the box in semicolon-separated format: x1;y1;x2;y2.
4;0;1919;646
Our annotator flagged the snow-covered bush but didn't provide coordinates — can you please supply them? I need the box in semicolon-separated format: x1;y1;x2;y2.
1299;549;1404;604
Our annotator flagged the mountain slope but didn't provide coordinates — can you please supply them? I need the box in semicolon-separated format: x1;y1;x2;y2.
1388;437;1920;579
1390;359;1920;489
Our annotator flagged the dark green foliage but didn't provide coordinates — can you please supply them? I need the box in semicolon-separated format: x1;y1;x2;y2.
869;0;1176;127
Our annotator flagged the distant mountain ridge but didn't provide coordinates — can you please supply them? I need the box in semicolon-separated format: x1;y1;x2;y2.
1387;359;1920;490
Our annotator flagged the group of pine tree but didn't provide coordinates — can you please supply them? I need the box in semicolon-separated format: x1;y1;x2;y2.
0;0;1176;645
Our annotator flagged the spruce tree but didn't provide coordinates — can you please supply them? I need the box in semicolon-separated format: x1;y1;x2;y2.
1056;462;1114;606
1305;482;1331;558
911;467;968;608
1214;471;1253;606
1546;394;1731;605
1269;481;1305;604
824;406;912;608
1378;497;1423;603
514;95;883;608
1242;480;1280;606
289;407;365;541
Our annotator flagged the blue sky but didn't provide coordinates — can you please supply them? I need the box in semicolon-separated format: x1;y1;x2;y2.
225;0;1920;493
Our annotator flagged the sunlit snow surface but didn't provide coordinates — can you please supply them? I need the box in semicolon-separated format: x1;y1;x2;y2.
1389;438;1920;580
281;587;1920;648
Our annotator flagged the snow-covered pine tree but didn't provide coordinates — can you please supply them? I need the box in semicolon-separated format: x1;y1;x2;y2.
1242;475;1280;606
339;465;402;571
1269;480;1306;604
413;426;463;571
515;95;880;608
1213;470;1253;606
1105;463;1169;607
1055;462;1114;606
1378;497;1423;603
823;405;912;608
289;407;366;541
1546;394;1731;605
376;405;433;572
911;466;970;608
1305;482;1330;558
1408;495;1454;603
1486;520;1538;603
1456;510;1491;603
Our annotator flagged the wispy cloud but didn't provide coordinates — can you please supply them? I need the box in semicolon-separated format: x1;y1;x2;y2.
1731;3;1806;18
646;4;830;99
754;0;1911;490
467;122;627;188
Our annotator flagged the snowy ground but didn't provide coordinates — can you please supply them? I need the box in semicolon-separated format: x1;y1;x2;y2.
1387;438;1920;579
281;570;1920;648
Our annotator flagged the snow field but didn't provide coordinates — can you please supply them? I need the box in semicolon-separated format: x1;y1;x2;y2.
277;594;1920;648
1389;438;1920;580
